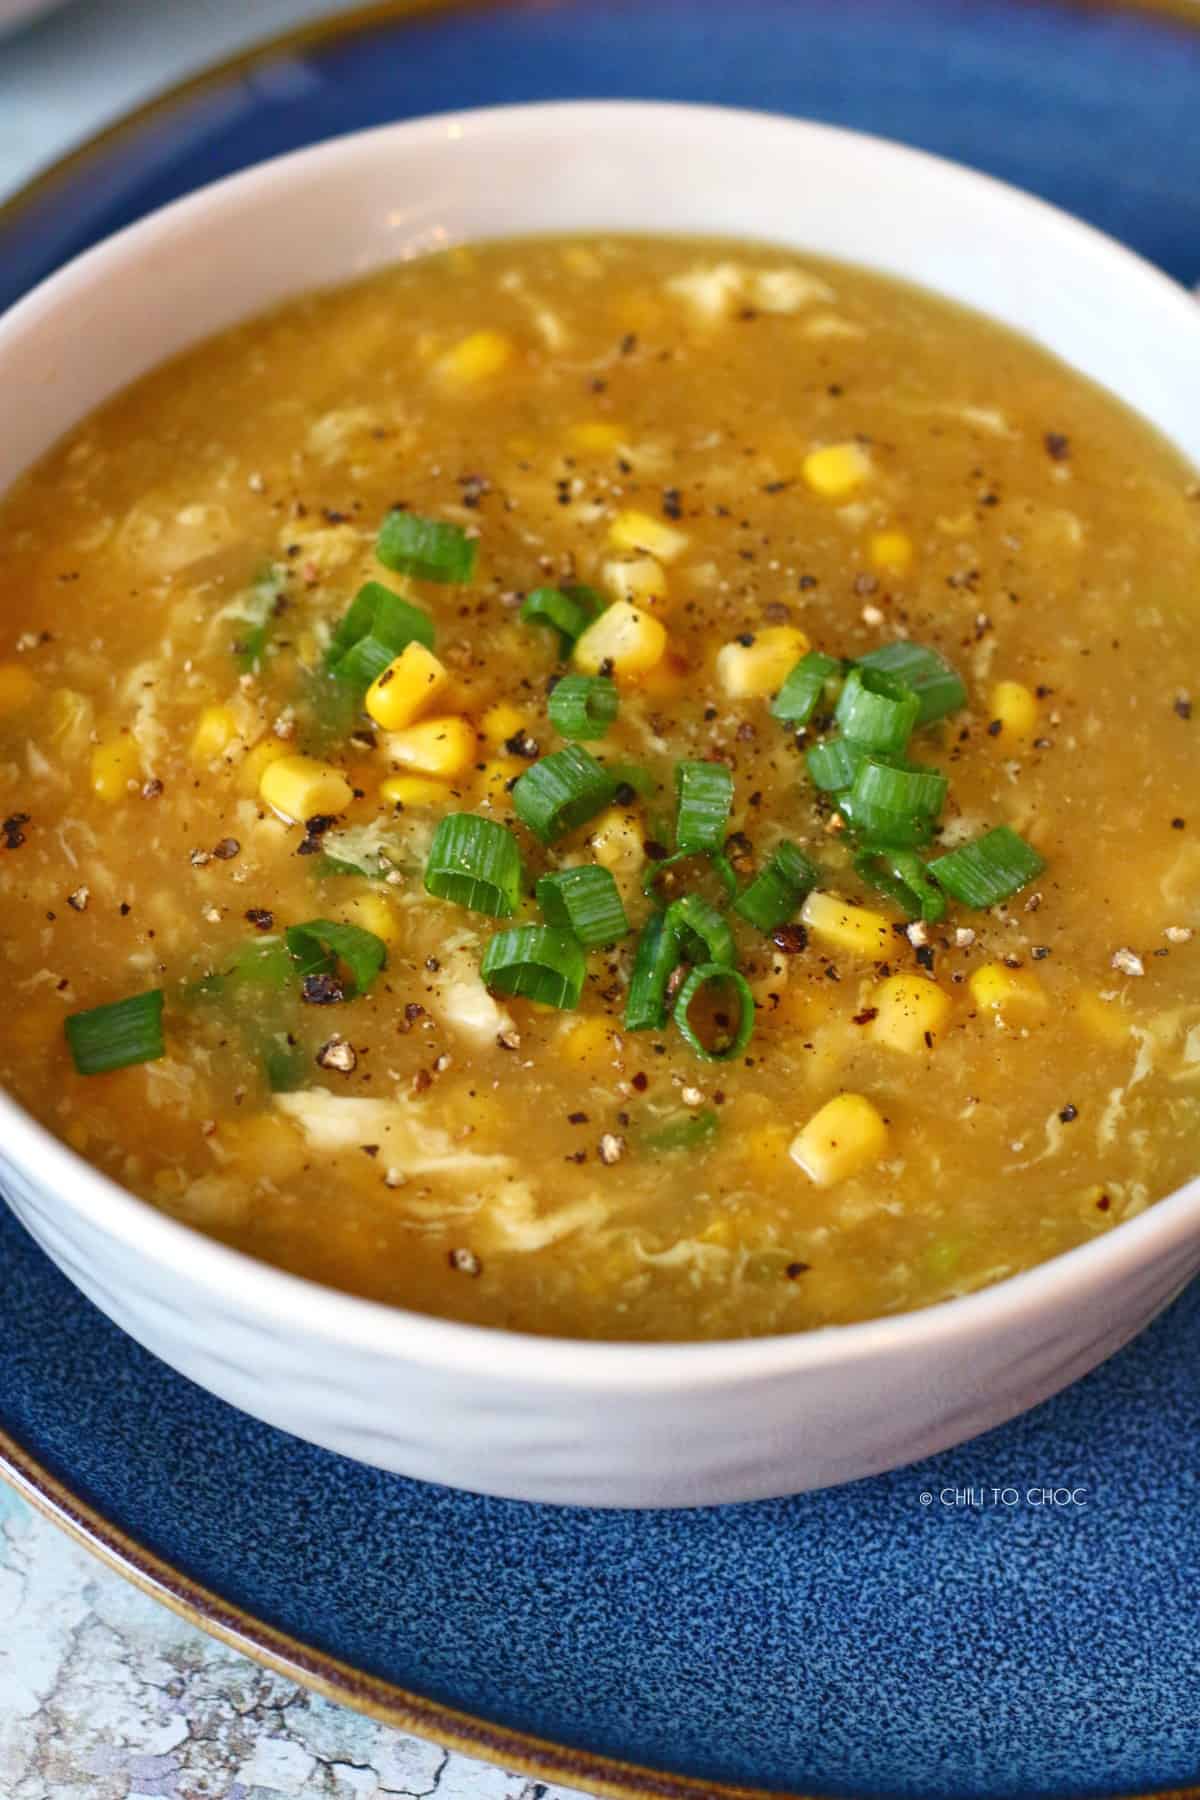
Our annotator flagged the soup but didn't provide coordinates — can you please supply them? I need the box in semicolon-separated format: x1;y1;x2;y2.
1;235;1198;1341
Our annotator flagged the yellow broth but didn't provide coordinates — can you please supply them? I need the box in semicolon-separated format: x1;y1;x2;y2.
1;235;1198;1341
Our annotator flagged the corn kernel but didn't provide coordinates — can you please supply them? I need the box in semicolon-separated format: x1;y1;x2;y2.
364;641;449;731
476;756;523;805
0;662;40;716
568;421;627;453
189;704;239;768
338;891;400;944
603;553;669;612
802;441;872;498
988;680;1038;741
588;804;645;874
801;890;891;959
259;753;353;822
790;1093;888;1186
236;736;290;796
384;715;476;777
868;530;913;574
380;774;452;808
1071;988;1131;1049
715;625;810;699
558;1015;622;1072
574;601;666;678
608;507;689;563
90;734;141;802
480;702;527;748
868;974;952;1055
436;328;513;384
969;961;1048;1024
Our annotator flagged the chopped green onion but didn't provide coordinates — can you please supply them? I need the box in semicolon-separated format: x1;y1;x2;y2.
806;737;866;792
929;826;1046;908
733;841;821;932
263;1034;308;1094
324;582;436;691
854;848;947;924
769;651;845;726
376;509;476;584
65;989;165;1077
664;894;736;968
640;1108;720;1153
230;938;305;988
641;848;738;904
520;584;603;654
625;910;681;1032
852;757;948;820
548;674;619;740
604;759;657;800
535;865;629;947
674;760;734;856
512;745;616;844
673;963;755;1063
233;566;285;673
836;794;936;849
284;919;387;997
835;666;920;755
425;814;524;917
481;924;586;1009
857;640;967;726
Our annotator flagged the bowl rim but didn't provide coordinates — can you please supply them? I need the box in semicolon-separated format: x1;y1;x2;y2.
2;95;1199;1385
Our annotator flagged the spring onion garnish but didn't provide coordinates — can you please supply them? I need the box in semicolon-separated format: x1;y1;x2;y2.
520;584;603;654
641;849;738;904
674;760;734;856
928;825;1046;908
852;757;948;820
376;509;477;584
836;794;937;849
806;737;867;793
625;910;681;1032
664;894;736;968
233;566;285;673
835;666;921;755
672;963;755;1062
733;841;821;932
858;640;967;727
854;848;947;924
65;989;165;1077
284;919;388;997
324;582;435;690
547;674;619;740
425;814;524;917
263;1034;308;1094
481;924;586;1009
535;866;629;947
640;1108;720;1153
769;651;845;726
512;745;616;844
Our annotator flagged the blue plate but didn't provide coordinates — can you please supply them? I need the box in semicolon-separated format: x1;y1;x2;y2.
2;5;1200;1796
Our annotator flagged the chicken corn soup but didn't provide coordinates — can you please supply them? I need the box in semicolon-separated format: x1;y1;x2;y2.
1;236;1198;1341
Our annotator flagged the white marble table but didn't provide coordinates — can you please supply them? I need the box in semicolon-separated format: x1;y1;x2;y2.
0;9;599;1794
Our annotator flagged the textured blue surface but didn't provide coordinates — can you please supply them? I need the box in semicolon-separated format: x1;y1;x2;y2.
0;0;1198;315
1;3;1199;1795
2;1202;1200;1799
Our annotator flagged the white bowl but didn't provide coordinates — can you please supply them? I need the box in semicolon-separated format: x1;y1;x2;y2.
2;103;1199;1509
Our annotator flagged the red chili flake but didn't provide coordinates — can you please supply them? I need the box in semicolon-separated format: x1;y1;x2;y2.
142;778;164;799
643;839;670;862
212;837;240;861
786;1262;810;1280
1044;432;1071;461
568;1111;589;1125
411;1067;433;1094
662;487;683;520
245;908;274;931
1175;695;1193;721
852;1007;879;1026
1059;1103;1079;1123
631;1071;649;1092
